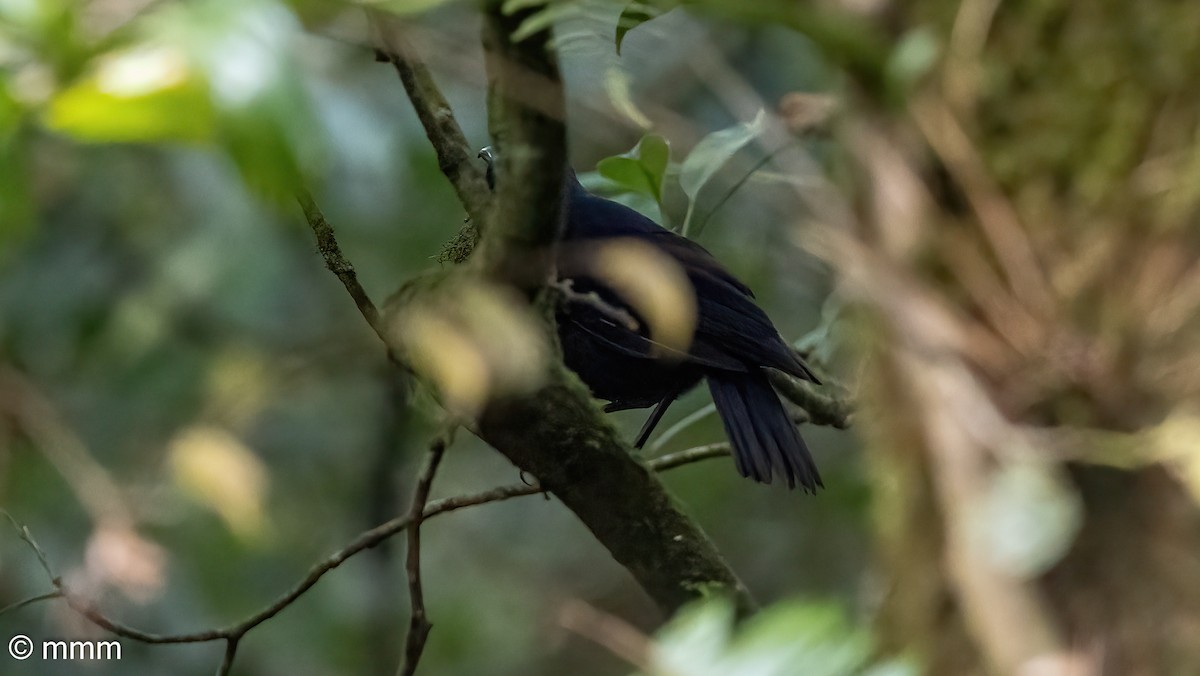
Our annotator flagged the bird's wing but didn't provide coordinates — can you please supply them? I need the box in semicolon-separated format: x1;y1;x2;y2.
687;268;815;379
640;231;755;297
557;287;748;372
639;232;817;381
562;192;817;381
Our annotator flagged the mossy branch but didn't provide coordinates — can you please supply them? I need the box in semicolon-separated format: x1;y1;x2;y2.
386;1;754;615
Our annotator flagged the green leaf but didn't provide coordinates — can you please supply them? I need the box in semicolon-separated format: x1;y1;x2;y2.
596;133;670;203
212;67;322;201
377;0;459;15
146;0;323;199
653;597;735;675
44;45;216;143
647;597;901;676
218;101;303;200
510;0;579;42
728;601;871;676
602;66;651;130
576;169;661;222
679;109;766;200
501;0;550;12
679;109;766;235
615;1;670;54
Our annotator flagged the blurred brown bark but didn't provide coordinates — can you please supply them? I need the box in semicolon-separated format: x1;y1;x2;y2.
842;1;1200;674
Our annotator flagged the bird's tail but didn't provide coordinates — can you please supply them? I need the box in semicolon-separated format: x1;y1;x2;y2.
707;372;822;492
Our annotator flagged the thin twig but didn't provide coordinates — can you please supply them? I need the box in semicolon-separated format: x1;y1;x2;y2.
649;404;717;452
296;189;386;342
3;511;56;581
649;443;730;471
216;637;239;676
6;446;727;649
0;590;62;616
396;436;449;676
690;145;789;237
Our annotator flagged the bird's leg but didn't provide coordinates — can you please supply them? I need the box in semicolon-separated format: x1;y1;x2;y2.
634;387;683;449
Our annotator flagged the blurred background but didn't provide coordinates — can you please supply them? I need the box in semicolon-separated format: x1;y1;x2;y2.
3;0;1200;675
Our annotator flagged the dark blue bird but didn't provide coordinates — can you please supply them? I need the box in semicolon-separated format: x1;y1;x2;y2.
481;149;822;491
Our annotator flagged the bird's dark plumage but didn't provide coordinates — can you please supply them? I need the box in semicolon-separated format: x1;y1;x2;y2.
556;171;823;491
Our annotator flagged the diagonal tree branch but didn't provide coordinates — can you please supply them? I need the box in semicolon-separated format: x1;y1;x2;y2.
474;378;751;613
297;189;385;341
457;1;751;615
370;12;491;225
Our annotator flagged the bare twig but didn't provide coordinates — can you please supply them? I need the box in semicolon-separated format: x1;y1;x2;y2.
3;511;56;581
396;435;449;676
217;637;239;676
648;443;730;471
649;404;717;452
5;446;729;651
296;189;386;342
0;590;62;616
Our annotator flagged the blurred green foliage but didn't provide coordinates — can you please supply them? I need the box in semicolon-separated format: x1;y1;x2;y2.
640;597;915;676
